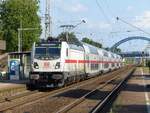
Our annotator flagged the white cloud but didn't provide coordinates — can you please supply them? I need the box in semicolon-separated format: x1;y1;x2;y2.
127;6;134;11
70;3;88;13
56;1;88;13
133;11;150;29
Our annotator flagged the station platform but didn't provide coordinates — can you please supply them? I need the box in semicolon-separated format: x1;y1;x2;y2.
0;80;27;91
112;67;150;113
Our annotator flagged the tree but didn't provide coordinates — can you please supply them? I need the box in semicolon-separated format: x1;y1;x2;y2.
0;0;41;51
57;32;81;45
82;37;102;48
104;47;110;51
146;60;150;73
114;48;122;53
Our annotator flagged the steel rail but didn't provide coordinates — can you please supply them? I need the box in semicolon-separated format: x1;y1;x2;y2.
0;90;39;103
90;68;135;113
0;67;129;112
55;67;133;113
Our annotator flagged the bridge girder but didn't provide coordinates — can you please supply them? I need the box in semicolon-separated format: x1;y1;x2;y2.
111;36;150;52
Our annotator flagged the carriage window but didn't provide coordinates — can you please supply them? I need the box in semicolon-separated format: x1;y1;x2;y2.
111;54;115;58
89;47;98;55
48;48;60;55
103;51;108;57
104;63;109;68
91;63;99;70
69;44;84;51
112;63;115;67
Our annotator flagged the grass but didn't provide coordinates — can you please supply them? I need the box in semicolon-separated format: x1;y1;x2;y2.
0;86;26;98
142;67;150;74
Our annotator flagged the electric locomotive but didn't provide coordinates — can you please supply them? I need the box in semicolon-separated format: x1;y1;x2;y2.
28;39;86;88
28;38;122;88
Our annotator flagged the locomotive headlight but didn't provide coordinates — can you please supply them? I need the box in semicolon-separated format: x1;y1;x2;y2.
55;62;60;69
34;62;39;69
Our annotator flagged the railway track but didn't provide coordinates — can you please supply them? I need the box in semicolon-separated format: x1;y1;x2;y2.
90;68;135;113
0;66;132;113
55;67;135;113
55;75;121;113
0;90;39;103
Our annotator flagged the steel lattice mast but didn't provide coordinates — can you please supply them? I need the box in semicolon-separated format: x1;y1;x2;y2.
45;0;51;39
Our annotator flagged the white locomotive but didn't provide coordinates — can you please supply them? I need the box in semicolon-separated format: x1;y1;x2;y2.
28;39;122;88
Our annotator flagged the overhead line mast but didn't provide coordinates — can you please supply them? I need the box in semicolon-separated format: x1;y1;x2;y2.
45;0;51;39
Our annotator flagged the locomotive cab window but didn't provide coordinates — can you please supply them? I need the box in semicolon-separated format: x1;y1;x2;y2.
35;47;47;56
48;47;61;58
34;42;61;60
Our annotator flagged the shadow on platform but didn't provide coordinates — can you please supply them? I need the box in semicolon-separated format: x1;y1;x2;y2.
114;104;147;113
122;83;150;92
132;74;150;78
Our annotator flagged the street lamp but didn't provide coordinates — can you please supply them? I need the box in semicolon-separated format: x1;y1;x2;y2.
60;20;86;41
73;20;86;28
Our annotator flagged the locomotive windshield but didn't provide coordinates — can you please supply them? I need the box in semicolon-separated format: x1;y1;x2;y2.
35;47;47;56
48;47;60;58
34;43;61;60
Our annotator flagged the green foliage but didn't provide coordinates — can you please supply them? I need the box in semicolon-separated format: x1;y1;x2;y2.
82;37;102;48
0;0;41;51
114;48;122;53
105;47;110;51
146;60;150;67
57;32;82;45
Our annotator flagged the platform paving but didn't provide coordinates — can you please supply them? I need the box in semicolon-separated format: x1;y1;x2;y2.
0;80;27;91
110;67;150;113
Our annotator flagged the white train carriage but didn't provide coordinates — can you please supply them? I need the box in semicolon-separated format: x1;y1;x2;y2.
110;52;117;70
83;43;100;77
107;52;113;71
97;48;104;74
118;55;122;68
65;43;86;82
101;50;110;73
116;55;122;68
113;54;119;69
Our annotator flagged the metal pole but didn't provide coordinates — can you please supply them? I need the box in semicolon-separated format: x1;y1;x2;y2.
17;27;38;80
18;28;38;52
20;21;23;52
18;29;21;52
45;0;51;38
66;32;69;42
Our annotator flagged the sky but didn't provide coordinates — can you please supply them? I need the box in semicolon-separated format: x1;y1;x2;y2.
39;0;150;52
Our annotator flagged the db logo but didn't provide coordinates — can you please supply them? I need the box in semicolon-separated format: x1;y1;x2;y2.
44;62;50;68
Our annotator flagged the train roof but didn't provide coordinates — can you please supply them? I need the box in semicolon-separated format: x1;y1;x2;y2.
82;42;117;57
68;43;84;51
82;42;99;55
